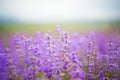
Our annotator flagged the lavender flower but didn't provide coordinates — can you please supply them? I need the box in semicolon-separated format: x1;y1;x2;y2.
0;26;120;80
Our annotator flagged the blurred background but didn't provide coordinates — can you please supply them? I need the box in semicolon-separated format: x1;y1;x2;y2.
0;0;120;36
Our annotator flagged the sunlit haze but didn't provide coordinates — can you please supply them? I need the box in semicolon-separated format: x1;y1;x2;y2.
0;0;120;22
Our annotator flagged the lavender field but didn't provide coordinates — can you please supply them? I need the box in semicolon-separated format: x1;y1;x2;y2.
0;25;120;80
0;0;120;80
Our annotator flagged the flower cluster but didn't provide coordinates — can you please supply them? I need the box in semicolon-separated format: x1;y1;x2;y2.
0;26;120;80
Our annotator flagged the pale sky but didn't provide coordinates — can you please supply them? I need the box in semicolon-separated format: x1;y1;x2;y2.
0;0;120;22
